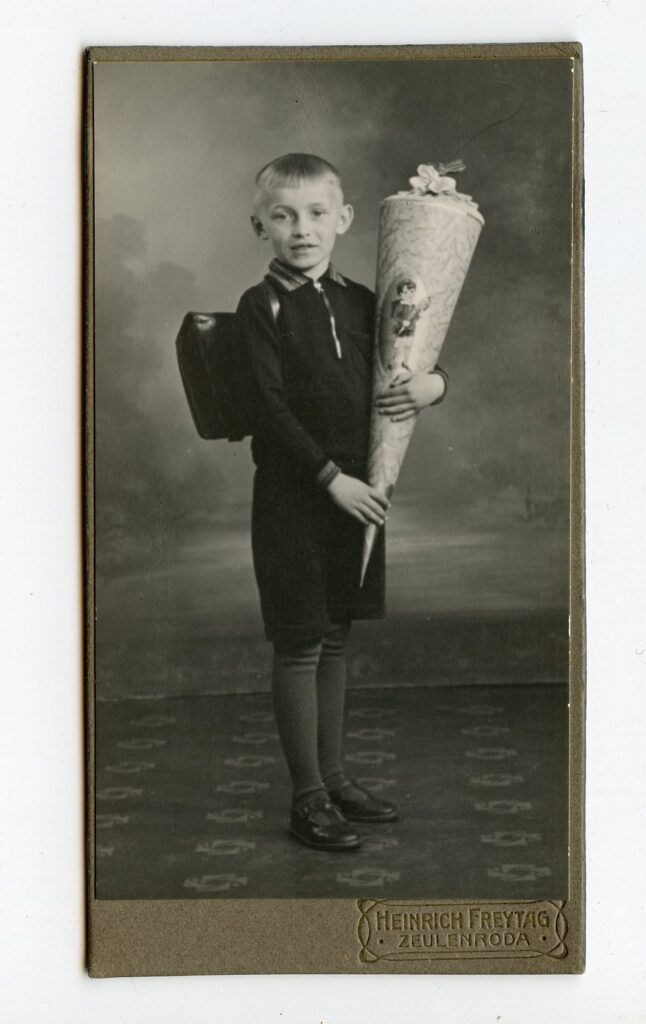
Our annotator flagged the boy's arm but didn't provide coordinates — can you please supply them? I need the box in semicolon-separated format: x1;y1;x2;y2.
375;366;448;421
237;288;335;481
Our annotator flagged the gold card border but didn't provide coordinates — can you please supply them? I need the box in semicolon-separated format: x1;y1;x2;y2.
84;41;584;977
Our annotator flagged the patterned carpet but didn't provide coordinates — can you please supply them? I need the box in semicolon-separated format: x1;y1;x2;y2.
95;684;568;901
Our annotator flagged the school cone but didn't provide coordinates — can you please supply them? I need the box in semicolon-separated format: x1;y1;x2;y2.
360;163;484;586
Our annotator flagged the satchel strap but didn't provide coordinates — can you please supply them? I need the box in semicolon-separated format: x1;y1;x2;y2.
261;279;281;322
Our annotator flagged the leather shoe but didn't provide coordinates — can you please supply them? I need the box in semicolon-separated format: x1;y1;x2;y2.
289;790;361;851
326;779;399;823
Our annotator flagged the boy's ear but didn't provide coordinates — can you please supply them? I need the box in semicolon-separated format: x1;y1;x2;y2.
250;214;268;239
335;203;354;236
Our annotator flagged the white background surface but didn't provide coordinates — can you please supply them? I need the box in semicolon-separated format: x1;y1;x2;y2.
1;1;644;1020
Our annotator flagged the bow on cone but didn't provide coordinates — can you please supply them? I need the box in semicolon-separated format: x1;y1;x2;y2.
360;163;484;586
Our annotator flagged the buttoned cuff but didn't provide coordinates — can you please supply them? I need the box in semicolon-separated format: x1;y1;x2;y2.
316;460;342;489
428;367;449;406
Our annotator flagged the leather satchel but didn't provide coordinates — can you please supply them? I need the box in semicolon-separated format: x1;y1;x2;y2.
176;281;279;442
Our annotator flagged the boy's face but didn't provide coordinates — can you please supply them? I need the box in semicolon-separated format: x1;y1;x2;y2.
251;179;353;276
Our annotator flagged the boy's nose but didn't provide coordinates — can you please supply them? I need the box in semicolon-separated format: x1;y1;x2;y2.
292;219;311;237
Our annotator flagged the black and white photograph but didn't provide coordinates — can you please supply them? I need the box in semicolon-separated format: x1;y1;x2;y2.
88;46;579;940
7;0;646;1012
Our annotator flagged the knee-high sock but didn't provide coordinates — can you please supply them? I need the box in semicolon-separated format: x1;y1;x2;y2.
272;640;324;802
317;622;350;789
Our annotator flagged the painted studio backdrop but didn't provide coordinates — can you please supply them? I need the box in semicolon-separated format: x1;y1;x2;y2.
93;58;571;701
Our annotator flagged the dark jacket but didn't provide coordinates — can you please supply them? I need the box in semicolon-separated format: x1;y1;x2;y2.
236;259;385;645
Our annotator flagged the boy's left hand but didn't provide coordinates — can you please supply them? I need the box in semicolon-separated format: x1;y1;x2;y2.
375;371;445;422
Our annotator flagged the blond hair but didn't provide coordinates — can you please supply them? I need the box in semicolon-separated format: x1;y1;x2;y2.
254;153;343;209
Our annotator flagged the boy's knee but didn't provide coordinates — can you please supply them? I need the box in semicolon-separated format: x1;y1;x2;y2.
272;620;350;663
321;620;351;655
273;636;323;668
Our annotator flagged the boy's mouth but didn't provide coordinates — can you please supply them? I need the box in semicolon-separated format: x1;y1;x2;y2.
290;244;317;252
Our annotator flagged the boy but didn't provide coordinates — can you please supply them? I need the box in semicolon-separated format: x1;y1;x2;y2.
236;154;447;851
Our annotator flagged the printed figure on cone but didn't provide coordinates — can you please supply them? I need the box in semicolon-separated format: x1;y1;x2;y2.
379;275;432;379
390;278;431;339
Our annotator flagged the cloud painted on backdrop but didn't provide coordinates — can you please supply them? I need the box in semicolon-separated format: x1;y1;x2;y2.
94;214;238;572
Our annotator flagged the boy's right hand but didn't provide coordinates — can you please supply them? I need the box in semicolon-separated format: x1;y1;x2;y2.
326;474;390;526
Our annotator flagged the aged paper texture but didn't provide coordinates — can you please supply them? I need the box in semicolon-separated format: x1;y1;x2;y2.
85;41;584;976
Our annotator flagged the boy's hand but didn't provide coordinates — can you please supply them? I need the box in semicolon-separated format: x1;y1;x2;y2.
326;474;390;526
375;371;445;422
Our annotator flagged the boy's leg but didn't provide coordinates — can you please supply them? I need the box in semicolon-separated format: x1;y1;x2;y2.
272;638;325;801
316;621;351;792
272;635;361;850
317;624;399;824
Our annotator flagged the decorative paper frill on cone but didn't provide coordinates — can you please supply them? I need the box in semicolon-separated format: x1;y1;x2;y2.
360;163;484;586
